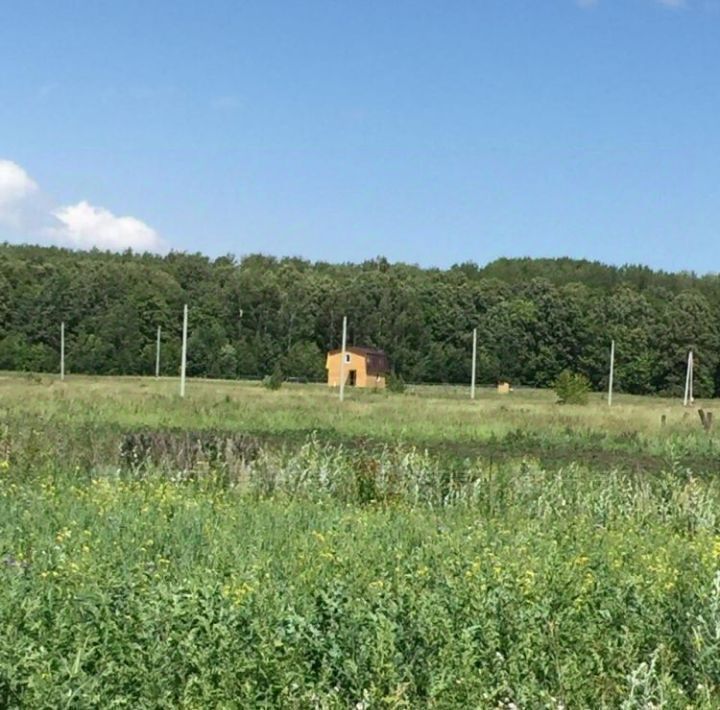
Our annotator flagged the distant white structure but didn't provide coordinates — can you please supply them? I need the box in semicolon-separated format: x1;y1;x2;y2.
683;349;694;406
180;305;188;397
339;316;348;402
155;326;161;379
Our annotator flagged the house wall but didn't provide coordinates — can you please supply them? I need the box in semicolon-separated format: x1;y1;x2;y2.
369;374;386;389
326;352;386;389
326;351;366;387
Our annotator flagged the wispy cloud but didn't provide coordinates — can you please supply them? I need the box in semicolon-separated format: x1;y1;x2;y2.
0;159;166;253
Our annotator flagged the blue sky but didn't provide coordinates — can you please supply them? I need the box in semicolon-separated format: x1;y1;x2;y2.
1;0;719;271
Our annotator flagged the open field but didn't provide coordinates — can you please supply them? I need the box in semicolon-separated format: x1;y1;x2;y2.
3;373;720;706
2;373;719;466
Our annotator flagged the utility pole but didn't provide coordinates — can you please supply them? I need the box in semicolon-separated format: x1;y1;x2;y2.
689;351;694;404
608;340;615;407
339;315;347;402
683;349;694;406
155;326;161;378
470;327;477;400
180;305;188;397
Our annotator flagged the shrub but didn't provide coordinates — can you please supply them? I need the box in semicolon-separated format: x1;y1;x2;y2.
263;364;284;390
554;370;591;405
386;372;406;394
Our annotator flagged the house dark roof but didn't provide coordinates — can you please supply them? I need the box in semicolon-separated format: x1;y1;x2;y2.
328;346;391;375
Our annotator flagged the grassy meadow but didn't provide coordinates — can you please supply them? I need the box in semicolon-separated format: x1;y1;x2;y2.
3;373;720;707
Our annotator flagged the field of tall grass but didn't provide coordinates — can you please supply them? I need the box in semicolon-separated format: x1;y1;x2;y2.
2;373;720;707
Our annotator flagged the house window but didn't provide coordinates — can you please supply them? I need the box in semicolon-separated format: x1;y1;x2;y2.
344;353;351;363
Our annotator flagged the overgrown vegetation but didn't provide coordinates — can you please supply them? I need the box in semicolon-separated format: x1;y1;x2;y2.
554;370;591;405
262;363;284;390
2;244;720;394
385;371;406;394
2;375;720;705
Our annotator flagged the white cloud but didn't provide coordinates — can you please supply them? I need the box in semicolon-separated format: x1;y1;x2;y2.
52;201;166;253
0;160;39;228
0;158;166;253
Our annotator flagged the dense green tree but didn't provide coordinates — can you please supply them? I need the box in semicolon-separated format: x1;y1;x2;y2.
1;243;720;395
604;287;659;394
656;292;720;397
281;341;325;381
187;322;231;378
0;272;10;338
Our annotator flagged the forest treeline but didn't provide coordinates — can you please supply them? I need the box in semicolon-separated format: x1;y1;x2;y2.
1;243;719;395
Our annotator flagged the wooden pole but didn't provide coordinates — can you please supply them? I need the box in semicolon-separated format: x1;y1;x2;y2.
470;327;477;400
683;349;692;407
689;350;694;405
608;339;615;407
180;305;188;398
60;321;65;381
155;326;161;378
339;315;347;402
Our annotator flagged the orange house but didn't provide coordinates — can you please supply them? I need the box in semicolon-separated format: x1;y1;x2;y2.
326;346;390;389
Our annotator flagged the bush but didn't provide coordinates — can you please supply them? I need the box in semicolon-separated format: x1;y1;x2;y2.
386;372;406;394
263;364;284;390
554;370;591;405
